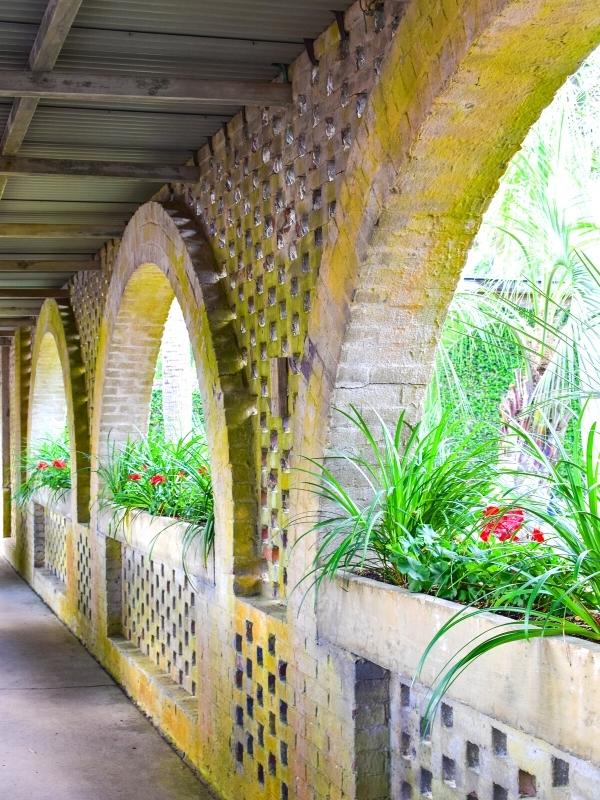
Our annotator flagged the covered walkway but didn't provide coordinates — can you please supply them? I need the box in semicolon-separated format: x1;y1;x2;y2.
0;558;212;800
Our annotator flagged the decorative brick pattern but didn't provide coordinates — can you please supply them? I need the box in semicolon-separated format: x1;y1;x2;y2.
231;616;292;800
166;2;402;600
44;508;67;585
76;527;92;620
122;546;199;696
70;241;117;417
391;676;600;800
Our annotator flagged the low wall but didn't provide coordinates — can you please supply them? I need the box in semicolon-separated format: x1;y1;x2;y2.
318;574;600;798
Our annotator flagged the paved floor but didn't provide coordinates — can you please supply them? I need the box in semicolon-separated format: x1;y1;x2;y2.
0;558;213;800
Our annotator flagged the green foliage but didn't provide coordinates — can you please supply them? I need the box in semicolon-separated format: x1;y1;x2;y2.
300;406;525;601
15;438;71;506
148;387;205;439
97;433;214;564
417;415;600;726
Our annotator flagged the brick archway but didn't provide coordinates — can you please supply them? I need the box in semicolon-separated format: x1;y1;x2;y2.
29;300;90;523
289;0;600;596
91;200;259;595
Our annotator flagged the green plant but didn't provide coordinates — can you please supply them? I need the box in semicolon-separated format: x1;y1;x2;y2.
299;406;513;598
97;432;214;565
15;438;72;506
417;414;600;727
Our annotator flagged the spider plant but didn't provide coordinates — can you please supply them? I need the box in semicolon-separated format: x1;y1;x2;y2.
97;432;214;566
299;406;510;600
15;437;72;506
417;414;600;728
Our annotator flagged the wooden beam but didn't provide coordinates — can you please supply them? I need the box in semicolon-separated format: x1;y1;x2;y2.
0;69;293;107
0;259;100;271
0;288;69;298
0;0;83;209
0;317;36;326
0;155;202;182
0;224;121;238
0;307;43;316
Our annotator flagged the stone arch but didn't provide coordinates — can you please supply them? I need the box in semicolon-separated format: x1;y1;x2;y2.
28;299;90;522
288;0;600;597
297;0;600;454
91;200;259;595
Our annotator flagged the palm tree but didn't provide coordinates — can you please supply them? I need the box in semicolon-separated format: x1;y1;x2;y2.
426;48;600;466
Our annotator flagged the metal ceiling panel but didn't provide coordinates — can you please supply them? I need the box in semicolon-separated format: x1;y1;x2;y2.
0;1;48;24
75;0;353;42
58;26;299;79
27;105;227;148
0;22;37;67
3;175;158;203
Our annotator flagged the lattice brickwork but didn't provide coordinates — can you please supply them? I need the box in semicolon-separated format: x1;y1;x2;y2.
76;527;92;620
231;616;291;799
69;240;117;415
171;3;402;599
122;547;198;696
44;508;68;584
392;676;600;800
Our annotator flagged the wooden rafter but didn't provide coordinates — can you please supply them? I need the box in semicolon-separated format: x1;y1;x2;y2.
0;224;122;238
0;259;100;272
0;69;293;107
0;0;83;204
0;288;69;298
0;156;202;182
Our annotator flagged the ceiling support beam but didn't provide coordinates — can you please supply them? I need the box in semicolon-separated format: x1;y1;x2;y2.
0;259;100;271
0;317;36;326
0;288;69;298
0;156;202;182
0;0;83;201
0;69;293;107
0;224;122;238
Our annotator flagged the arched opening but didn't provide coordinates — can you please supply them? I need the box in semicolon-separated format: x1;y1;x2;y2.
91;201;260;598
97;263;212;546
30;332;67;449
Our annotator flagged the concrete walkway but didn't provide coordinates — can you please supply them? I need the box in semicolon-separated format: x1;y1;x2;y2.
0;558;213;800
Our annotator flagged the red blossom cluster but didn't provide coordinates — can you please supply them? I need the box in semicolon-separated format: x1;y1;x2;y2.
37;459;67;470
127;472;167;486
480;505;544;543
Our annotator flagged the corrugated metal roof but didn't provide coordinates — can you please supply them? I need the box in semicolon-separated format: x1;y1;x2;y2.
4;175;159;203
27;105;227;149
58;27;300;78
0;0;354;294
0;1;48;24
0;22;37;67
75;0;349;42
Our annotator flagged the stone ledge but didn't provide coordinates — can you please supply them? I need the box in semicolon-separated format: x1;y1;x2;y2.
318;572;600;765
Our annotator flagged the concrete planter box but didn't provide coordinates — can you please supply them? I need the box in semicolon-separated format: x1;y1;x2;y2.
98;506;215;584
31;487;72;520
318;573;600;766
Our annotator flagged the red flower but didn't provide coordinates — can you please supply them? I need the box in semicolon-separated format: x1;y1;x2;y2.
177;470;187;478
480;508;525;543
531;529;545;543
37;461;49;470
149;474;166;486
128;473;142;482
483;505;500;517
198;466;208;476
52;459;67;469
